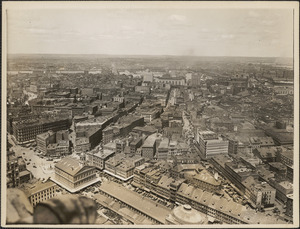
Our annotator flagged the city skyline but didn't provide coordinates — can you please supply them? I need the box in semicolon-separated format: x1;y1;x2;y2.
3;1;298;227
6;7;294;58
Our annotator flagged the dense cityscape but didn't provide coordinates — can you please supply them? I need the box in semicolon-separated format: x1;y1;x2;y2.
6;54;294;225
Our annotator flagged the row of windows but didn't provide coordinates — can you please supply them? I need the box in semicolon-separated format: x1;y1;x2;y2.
74;175;95;187
178;195;244;224
31;192;55;201
75;171;94;181
34;189;55;197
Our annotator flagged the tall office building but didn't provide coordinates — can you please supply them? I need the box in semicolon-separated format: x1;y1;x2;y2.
196;130;228;159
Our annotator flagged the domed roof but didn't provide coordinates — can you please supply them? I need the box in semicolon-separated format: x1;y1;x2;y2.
172;204;204;224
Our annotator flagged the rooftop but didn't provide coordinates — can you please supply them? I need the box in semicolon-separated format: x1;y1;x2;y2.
242;177;275;192
169;204;206;224
103;142;117;149
21;180;56;197
142;134;157;148
157;175;174;189
278;181;293;190
55;156;87;176
93;149;115;159
158;138;169;149
193;170;221;186
76;116;110;126
98;181;171;224
268;162;287;170
198;130;218;140
75;137;90;145
36;130;55;140
133;125;157;133
177;183;245;220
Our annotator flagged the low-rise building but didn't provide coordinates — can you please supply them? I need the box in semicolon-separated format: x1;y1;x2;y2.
156;77;186;86
46;140;70;157
277;148;293;167
132;126;157;137
86;149;115;170
285;194;293;218
253;147;277;163
242;177;276;209
104;153;145;181
189;170;221;193
36;131;56;154
170;164;203;180
277;148;293;182
103;142;117;151
130;138;143;154
75;137;91;152
249;137;275;149
53;156;99;193
268;162;287;180
264;128;293;145
20;180;57;207
274;86;293;95
7;151;32;188
37;130;70;157
268;179;293;203
12;117;70;144
139;109;161;123
176;183;247;224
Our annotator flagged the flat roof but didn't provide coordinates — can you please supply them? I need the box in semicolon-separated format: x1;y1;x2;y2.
98;181;171;224
22;180;56;197
158;138;169;149
93;149;115;159
143;134;157;147
36;130;55;139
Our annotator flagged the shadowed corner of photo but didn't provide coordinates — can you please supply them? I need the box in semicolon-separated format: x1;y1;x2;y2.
6;188;97;224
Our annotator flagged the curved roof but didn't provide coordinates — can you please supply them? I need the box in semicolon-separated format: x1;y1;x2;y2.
172;205;204;224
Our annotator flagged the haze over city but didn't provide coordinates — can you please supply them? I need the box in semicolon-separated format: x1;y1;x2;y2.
3;1;298;228
7;8;293;57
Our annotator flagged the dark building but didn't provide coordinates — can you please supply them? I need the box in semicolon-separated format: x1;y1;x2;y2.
12;118;70;144
7;151;32;188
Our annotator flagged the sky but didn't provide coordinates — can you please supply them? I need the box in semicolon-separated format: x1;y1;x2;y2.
6;7;294;57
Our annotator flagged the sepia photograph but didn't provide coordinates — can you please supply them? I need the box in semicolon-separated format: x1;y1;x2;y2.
1;1;299;228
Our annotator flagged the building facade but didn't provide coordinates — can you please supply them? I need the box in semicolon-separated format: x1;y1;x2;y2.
36;131;56;154
86;149;115;170
21;180;57;207
156;77;186;86
53;157;98;193
196;130;228;159
12;118;70;144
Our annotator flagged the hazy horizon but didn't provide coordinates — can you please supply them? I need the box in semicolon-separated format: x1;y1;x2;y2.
6;7;294;58
7;53;294;59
